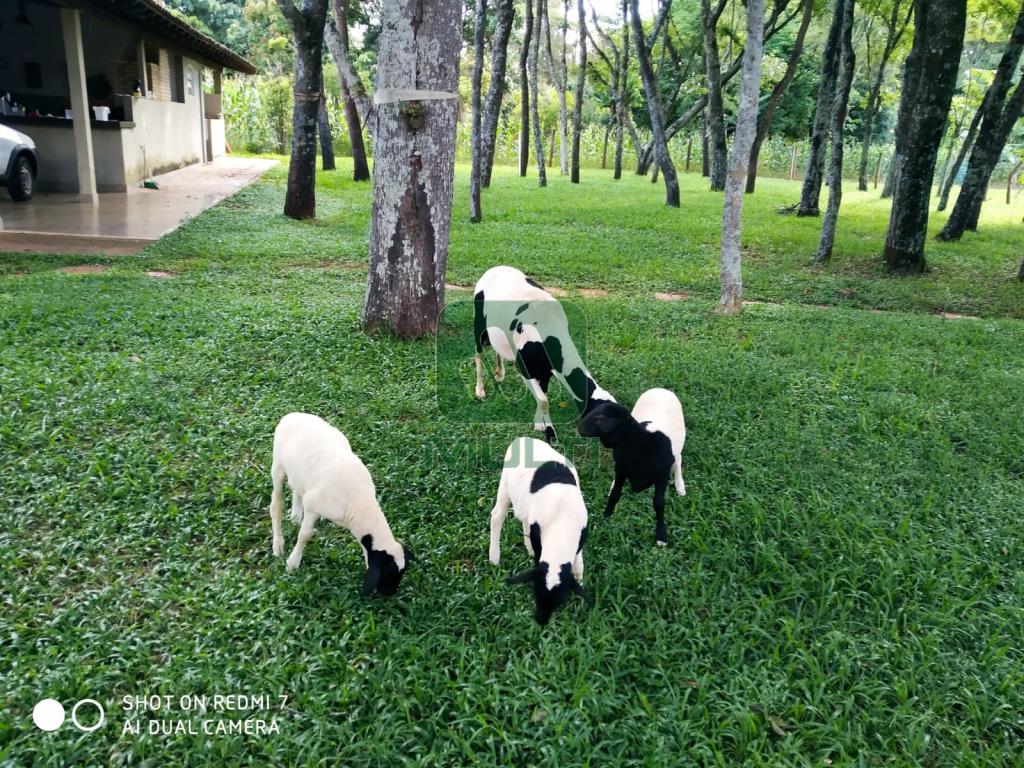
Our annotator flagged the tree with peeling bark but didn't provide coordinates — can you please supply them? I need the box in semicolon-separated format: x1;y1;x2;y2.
856;0;911;191
480;0;515;187
938;3;1024;241
324;0;371;181
277;0;330;219
883;0;967;273
629;0;678;205
701;0;729;192
719;0;765;313
814;0;855;264
796;0;845;216
572;0;588;183
520;0;535;177
470;0;488;221
363;0;462;338
747;0;813;193
530;0;548;186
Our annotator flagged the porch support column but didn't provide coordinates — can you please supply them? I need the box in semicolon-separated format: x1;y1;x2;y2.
137;39;149;96
60;7;97;204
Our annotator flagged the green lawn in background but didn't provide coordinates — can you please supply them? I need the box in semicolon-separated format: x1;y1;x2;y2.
1;160;1022;766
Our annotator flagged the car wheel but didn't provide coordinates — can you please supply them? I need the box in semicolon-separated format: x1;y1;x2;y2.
8;155;34;202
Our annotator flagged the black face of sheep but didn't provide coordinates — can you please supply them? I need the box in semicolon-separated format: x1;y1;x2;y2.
577;401;632;446
361;535;407;596
508;562;591;625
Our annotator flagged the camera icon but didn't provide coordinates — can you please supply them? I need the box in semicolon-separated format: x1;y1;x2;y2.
32;698;105;733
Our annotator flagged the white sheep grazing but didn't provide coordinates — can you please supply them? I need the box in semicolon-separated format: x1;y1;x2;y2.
576;388;686;546
489;436;591;624
269;412;408;596
473;265;615;442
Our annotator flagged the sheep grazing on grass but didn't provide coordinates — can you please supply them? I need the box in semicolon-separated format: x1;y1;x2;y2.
489;436;591;624
473;265;615;442
577;388;686;546
269;412;408;596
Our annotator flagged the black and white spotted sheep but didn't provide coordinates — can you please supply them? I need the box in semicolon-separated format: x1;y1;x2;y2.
473;265;615;441
488;437;591;625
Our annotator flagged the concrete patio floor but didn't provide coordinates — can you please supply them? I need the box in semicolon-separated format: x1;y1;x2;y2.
0;156;276;255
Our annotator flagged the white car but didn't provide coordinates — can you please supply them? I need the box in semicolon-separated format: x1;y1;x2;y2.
0;124;37;201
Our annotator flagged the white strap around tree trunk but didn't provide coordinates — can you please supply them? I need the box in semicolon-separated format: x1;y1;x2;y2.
373;88;457;104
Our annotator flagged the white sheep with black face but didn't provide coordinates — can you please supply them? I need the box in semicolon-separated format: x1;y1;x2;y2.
488;436;591;624
577;388;686;546
473;266;615;442
269;412;408;596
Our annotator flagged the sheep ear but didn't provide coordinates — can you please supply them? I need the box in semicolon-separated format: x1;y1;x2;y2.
507;567;540;585
362;560;382;595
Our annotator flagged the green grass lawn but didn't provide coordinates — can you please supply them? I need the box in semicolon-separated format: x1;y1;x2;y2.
1;160;1023;766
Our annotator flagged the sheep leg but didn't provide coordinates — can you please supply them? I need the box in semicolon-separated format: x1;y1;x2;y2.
488;477;511;565
653;475;670;547
474;353;487;399
526;377;555;443
673;457;686;496
522;521;534;559
289;491;304;524
269;459;286;556
286;508;319;571
605;469;626;517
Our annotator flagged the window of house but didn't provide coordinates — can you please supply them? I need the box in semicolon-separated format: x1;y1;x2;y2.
170;53;185;103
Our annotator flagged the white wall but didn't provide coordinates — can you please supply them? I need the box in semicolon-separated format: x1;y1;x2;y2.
121;57;205;183
24;124;127;193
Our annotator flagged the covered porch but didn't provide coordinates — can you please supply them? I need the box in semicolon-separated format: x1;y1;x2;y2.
0;0;255;199
0;156;276;254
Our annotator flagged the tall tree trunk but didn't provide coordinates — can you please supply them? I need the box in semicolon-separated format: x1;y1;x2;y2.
327;0;372;122
747;0;813;193
544;0;570;175
529;0;547;186
702;111;710;176
630;0;679;205
881;156;897;197
701;0;728;192
278;0;330;220
857;0;911;191
325;2;370;181
1008;159;1022;204
814;0;855;264
718;0;765;313
480;0;514;187
936;93;983;211
364;0;462;338
318;95;336;171
519;0;534;177
939;4;1024;240
601;124;611;168
883;0;967;272
796;0;845;216
571;0;587;183
470;0;487;221
614;0;628;180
